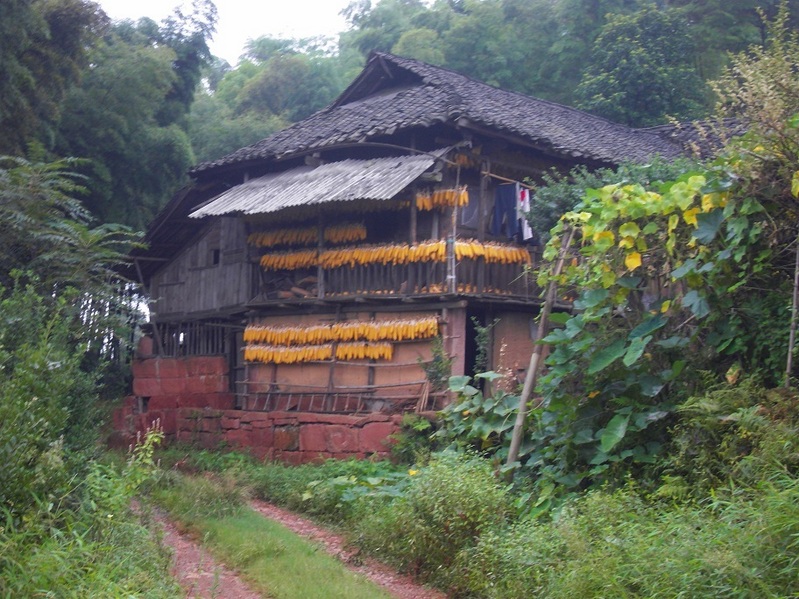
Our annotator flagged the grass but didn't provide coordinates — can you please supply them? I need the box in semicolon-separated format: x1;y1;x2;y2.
153;472;393;599
201;510;393;599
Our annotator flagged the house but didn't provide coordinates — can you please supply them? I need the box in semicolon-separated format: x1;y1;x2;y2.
118;52;687;461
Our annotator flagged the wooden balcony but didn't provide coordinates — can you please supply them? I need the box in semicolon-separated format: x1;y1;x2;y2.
250;251;544;307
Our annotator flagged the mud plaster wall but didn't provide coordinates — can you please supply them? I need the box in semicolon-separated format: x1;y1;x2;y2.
492;312;536;390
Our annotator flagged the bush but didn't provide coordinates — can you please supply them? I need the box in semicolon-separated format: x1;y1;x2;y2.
245;457;405;523
354;452;510;586
455;482;799;598
659;380;799;499
0;426;180;597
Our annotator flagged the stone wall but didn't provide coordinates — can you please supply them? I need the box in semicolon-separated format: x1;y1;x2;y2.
173;409;401;463
112;351;401;462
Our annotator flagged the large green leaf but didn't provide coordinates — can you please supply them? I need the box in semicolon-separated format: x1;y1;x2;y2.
682;290;710;318
587;339;626;374
574;288;609;310
694;209;724;244
600;413;630;453
629;314;667;339
623;335;652;366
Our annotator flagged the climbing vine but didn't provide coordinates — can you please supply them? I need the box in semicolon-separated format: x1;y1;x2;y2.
524;164;778;489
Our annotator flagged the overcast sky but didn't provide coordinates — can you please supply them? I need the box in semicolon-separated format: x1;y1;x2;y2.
97;0;353;64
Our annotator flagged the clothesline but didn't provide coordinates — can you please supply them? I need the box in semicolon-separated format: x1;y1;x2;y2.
481;170;537;191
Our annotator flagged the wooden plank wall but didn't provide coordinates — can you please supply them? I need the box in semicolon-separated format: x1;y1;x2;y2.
150;217;255;318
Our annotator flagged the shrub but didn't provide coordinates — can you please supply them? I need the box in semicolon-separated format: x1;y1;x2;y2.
455;482;799;598
354;452;510;586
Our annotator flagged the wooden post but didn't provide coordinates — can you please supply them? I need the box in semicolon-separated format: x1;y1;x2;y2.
786;234;799;387
317;218;325;299
410;188;418;244
506;225;576;469
478;160;489;243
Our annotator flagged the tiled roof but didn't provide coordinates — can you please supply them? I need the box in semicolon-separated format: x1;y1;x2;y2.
192;52;684;176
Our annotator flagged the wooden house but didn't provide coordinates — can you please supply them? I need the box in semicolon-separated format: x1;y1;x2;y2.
123;52;688;460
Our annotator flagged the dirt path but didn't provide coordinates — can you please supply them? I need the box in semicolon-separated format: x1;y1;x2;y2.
154;510;262;599
248;499;447;599
153;501;446;599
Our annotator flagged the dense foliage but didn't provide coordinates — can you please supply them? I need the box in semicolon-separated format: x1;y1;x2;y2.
0;156;172;593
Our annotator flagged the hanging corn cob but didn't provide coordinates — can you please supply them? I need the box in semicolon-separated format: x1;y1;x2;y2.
244;316;440;346
324;223;367;244
415;186;470;211
243;343;334;364
248;227;317;248
335;342;393;361
249;223;369;249
260;249;319;271
259;240;529;271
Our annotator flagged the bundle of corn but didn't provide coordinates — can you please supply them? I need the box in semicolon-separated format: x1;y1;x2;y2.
244;316;439;346
248;227;317;248
260;249;319;271
415;186;469;211
454;241;532;264
324;223;367;244
318;241;446;268
259;241;529;271
243;344;334;364
335;342;393;361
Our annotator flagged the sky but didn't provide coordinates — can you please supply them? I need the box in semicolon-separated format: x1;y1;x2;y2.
97;0;354;64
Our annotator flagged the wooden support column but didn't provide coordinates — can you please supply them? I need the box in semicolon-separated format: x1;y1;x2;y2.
478;160;490;242
317;218;325;299
410;187;418;243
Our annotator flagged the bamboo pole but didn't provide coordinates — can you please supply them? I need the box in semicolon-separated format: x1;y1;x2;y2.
785;233;799;387
506;225;576;469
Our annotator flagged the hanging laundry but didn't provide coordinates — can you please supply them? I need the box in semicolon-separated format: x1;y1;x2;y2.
518;187;534;241
491;183;519;238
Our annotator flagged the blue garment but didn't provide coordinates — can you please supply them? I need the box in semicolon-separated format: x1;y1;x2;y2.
491;183;519;238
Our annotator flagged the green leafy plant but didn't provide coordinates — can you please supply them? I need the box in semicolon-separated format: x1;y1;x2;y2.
353;452;510;585
436;373;519;458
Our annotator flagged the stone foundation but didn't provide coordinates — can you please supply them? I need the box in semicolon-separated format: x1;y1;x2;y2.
112;351;402;462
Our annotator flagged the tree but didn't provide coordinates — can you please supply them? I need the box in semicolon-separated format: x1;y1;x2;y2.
575;7;709;126
0;0;107;155
54;21;194;227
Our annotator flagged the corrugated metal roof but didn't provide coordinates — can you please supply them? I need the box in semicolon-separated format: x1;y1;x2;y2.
190;152;445;218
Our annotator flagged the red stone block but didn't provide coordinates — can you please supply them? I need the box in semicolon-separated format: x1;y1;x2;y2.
299;424;327;452
241;412;271;423
132;377;162;397
273;426;299;451
155;359;187;379
224;428;250;447
326;425;359;453
248;446;272;461
220;416;241;430
197;431;219;449
250;427;274;447
157;410;177;434
147;395;178;410
251;419;271;429
186;356;228;376
277;451;305;466
297;413;360;426
176;429;194;443
359;422;398;453
131;359;158;379
136;336;154;358
185;375;223;394
200;417;221;433
158;377;188;396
